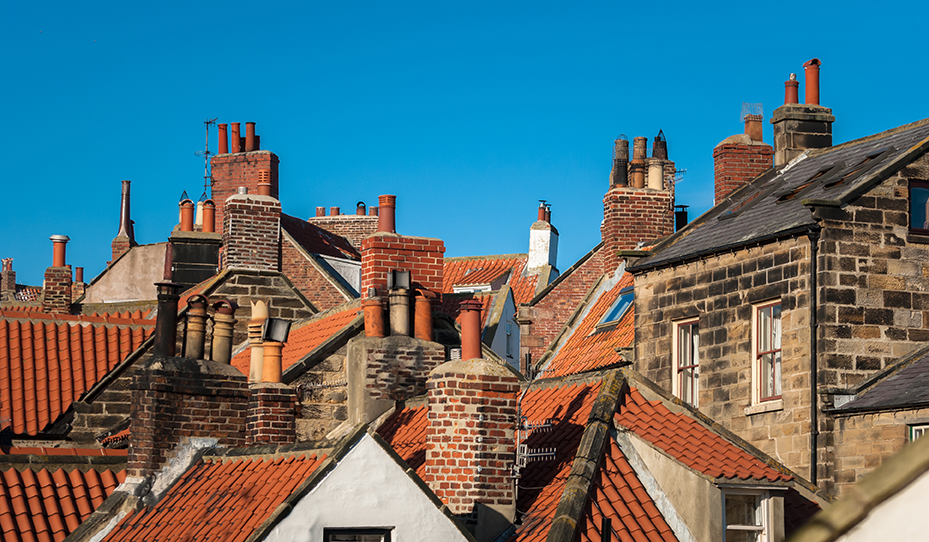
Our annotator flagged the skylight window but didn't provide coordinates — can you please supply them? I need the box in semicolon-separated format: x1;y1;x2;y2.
598;286;634;327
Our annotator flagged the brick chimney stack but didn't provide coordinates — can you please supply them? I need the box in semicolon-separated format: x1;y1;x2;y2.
1;258;14;304
601;131;675;273
42;236;72;314
771;59;836;166
222;188;282;271
211;121;278;229
713;105;774;204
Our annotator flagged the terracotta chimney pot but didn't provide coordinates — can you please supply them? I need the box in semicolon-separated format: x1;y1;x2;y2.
179;200;195;232
784;74;799;105
50;235;70;267
230;123;241;153
218;123;229;154
459;298;483;360
202;200;216;233
245;122;256;152
803;59;821;106
377;195;397;233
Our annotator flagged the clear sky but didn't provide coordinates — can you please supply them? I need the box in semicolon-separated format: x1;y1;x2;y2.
3;1;928;286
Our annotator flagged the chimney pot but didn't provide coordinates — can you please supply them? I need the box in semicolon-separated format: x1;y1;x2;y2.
179;200;195;232
545;205;551;223
459;298;483;360
784;73;800;105
50;235;70;267
245;122;256;152
248;299;269;383
75;267;84;283
377;195;397;233
388;288;411;337
363;297;387;338
116;180;134;242
183;295;209;359
803;59;821;105
230;123;241;153
356;201;366;215
202;200;216;233
744;114;764;142
211;299;238;364
414;291;434;341
537;202;546;222
237;186;247;195
330;206;340;216
316;206;326;217
610;136;629;187
217;123;229;154
261;342;283;383
369;206;378;216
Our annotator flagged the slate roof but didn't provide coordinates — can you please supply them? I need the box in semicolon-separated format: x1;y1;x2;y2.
0;314;153;435
230;305;362;377
444;255;541;306
281;213;360;260
1;466;125;542
835;343;929;412
102;452;328;542
540;273;634;378
634;118;929;270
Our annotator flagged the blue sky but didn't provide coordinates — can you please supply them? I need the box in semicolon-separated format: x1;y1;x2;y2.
3;1;928;285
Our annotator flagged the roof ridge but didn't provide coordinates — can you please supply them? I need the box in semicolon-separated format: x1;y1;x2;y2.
444;253;527;262
808;116;929;158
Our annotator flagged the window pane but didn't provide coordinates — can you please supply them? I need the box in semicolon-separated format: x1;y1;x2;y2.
912;186;929;230
761;353;775;399
772;304;781;350
773;350;782;397
726;494;760;526
758;307;771;351
726;532;761;542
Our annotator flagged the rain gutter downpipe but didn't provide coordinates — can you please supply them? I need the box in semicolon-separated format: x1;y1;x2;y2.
807;224;821;486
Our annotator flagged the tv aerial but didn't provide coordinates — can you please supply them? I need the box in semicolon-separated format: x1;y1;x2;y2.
195;118;218;201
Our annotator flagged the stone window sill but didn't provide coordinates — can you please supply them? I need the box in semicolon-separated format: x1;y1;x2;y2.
744;399;784;416
907;232;929;244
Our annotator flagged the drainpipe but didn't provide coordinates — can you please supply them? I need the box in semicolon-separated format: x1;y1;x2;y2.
807;224;821;485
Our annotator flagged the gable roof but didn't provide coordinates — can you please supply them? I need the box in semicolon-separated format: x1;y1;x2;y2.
444;255;541;306
102;452;328;542
0;314;153;436
633;118;929;271
1;466;125;542
539;272;634;378
280;213;360;260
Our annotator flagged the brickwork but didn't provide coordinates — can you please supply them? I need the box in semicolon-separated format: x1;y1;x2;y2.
424;358;519;517
353;335;445;403
42;266;72;314
713;143;773;203
634;237;814;481
247;383;297;445
211;151;280;229
601;186;674;273
71;280;86;303
830;408;929;495
308;215;379;251
1;259;14;304
518;248;608;364
293;343;350;441
111;236;133;264
360;234;445;296
127;356;249;477
281;236;350;311
223;194;281;272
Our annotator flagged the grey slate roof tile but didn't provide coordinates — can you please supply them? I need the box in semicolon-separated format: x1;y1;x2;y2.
839;347;929;411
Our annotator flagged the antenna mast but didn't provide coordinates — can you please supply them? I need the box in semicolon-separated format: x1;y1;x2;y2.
195;118;218;201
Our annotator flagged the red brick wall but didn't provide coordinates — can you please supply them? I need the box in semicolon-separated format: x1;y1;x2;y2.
360;234;445;296
1;260;14;303
308;215;379;251
247;383;297;445
128;359;249;477
281;237;350;310
601;187;674;273
519;248;608;363
42;266;72;314
111;236;133;264
713;144;773;203
211;151;280;229
223;195;281;271
424;360;518;516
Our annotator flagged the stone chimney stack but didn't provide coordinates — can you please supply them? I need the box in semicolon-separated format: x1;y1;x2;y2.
42;235;72;314
211;121;278;229
1;258;15;304
771;59;836;166
527;202;558;276
713;104;775;203
601;131;675;273
222;187;282;271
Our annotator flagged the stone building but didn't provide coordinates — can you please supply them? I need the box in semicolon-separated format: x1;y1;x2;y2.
629;59;929;496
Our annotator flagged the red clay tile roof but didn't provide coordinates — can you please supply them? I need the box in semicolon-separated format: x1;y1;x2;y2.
0;447;127;457
615;388;791;482
281;213;360;260
0;467;125;542
14;286;41;302
230;306;361;376
100;429;130;448
443;256;540;306
541;274;634;378
576;438;678;542
0;317;152;435
513;382;601;542
103;453;327;542
0;310;154;326
377;404;428;478
438;292;494;329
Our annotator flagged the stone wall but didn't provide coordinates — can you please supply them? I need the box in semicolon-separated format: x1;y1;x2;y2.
292;342;351;441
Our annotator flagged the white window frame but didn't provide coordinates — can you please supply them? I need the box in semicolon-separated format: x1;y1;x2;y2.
672;318;699;407
910;424;929;441
722;489;769;542
752;300;782;406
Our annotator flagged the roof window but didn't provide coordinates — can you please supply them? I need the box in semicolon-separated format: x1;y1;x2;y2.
596;286;634;330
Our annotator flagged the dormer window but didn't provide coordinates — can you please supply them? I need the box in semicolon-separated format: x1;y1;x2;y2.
723;490;769;541
596;286;633;330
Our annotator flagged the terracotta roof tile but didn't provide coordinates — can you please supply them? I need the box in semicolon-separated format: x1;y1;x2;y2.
103;452;326;542
443;256;540;306
542;273;634;378
0;467;124;542
230;306;361;376
0;316;151;436
377;404;429;478
615;388;791;482
576;438;678;542
438;293;494;329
